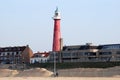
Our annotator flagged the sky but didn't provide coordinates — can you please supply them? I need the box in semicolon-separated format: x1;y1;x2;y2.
0;0;120;52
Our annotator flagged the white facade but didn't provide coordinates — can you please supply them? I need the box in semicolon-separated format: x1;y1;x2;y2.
30;56;49;64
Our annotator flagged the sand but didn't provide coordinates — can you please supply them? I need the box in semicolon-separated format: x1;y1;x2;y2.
0;66;120;80
0;68;53;77
58;66;120;77
0;77;120;80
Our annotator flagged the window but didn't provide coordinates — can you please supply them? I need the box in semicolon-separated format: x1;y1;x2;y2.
84;52;96;56
31;60;33;63
12;52;14;55
55;13;58;16
16;52;19;55
116;51;120;55
14;52;16;55
3;53;5;56
7;53;10;55
100;57;109;61
41;59;43;63
63;53;71;57
84;52;88;55
5;48;8;51
45;60;46;62
1;53;3;56
72;53;77;56
19;51;21;54
102;45;120;49
116;57;120;60
90;53;96;56
99;52;111;55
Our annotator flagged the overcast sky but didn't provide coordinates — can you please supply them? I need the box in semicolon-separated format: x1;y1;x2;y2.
0;0;120;52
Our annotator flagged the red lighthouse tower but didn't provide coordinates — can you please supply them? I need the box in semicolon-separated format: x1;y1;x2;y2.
52;8;61;51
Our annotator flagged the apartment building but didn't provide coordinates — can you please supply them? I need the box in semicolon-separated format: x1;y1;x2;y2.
49;43;120;62
0;45;33;64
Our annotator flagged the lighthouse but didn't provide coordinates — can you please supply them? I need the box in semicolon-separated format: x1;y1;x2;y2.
52;8;61;51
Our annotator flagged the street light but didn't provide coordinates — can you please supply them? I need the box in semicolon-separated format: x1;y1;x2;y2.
53;51;57;77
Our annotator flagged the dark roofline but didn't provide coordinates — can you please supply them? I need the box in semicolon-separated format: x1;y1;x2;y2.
0;45;27;48
0;46;27;52
99;44;120;46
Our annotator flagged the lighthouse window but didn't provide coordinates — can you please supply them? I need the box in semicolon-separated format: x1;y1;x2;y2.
55;13;58;16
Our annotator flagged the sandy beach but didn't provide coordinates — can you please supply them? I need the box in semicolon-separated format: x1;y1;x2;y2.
0;77;120;80
0;66;120;80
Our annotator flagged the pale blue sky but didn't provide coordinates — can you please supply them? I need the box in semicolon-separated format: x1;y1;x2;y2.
0;0;120;52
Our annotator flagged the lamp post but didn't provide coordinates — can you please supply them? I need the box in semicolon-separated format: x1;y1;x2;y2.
53;51;56;77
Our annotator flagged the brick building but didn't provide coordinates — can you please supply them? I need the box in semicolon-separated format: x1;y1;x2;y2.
0;45;33;64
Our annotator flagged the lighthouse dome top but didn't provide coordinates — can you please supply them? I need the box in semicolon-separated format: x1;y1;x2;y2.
53;7;61;19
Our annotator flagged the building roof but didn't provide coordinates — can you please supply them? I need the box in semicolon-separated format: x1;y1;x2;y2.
32;52;49;58
0;46;26;52
98;44;120;49
63;45;98;51
63;44;120;51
